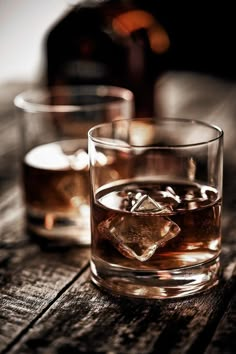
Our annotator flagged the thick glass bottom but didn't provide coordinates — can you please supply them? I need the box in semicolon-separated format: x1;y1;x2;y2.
90;256;220;299
26;209;91;245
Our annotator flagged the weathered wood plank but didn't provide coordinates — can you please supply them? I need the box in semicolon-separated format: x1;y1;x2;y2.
0;82;236;354
0;98;93;353
205;281;236;354
205;265;236;354
6;263;236;354
0;185;26;249
0;175;234;354
0;109;21;195
0;247;90;353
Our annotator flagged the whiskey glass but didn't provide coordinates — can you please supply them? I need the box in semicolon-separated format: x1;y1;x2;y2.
14;86;134;245
88;118;223;298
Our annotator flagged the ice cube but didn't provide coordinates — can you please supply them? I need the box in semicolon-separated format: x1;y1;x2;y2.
131;193;173;214
98;211;180;262
57;173;89;209
162;186;181;207
180;187;210;210
165;186;180;201
200;185;217;201
151;187;180;211
68;149;89;170
131;194;163;212
166;186;176;196
119;189;146;211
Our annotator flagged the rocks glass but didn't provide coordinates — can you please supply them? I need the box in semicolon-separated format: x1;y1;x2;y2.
14;86;134;245
88;118;223;298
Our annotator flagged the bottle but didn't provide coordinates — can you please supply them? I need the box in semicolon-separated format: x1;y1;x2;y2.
45;0;170;117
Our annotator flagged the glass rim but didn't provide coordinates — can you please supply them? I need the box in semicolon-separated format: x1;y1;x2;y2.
88;117;224;148
14;85;134;113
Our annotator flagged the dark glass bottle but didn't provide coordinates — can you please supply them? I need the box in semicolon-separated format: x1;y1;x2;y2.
45;0;171;117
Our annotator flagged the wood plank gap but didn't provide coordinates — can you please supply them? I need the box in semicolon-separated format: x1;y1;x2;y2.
186;274;236;354
1;262;90;354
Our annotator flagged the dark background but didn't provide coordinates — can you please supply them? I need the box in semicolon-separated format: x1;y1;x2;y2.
153;1;236;81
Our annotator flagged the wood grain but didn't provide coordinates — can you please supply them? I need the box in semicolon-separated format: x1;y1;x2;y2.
206;272;236;354
0;83;236;354
6;267;235;354
0;246;90;353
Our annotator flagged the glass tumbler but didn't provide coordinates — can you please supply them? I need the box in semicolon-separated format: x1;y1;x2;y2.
88;118;223;298
14;86;134;245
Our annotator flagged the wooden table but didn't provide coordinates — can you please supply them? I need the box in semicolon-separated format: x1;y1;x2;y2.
0;83;235;354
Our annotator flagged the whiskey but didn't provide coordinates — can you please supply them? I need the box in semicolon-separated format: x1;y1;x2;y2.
23;139;91;241
92;179;221;270
23;139;125;241
23;139;89;215
89;117;223;297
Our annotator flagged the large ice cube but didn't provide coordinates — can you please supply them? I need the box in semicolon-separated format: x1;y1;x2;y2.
98;207;180;262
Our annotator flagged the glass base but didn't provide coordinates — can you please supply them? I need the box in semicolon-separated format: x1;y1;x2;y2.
90;256;220;299
26;209;91;245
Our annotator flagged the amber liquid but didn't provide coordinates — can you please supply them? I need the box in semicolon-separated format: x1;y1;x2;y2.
92;179;221;270
23;139;126;242
23;140;90;216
